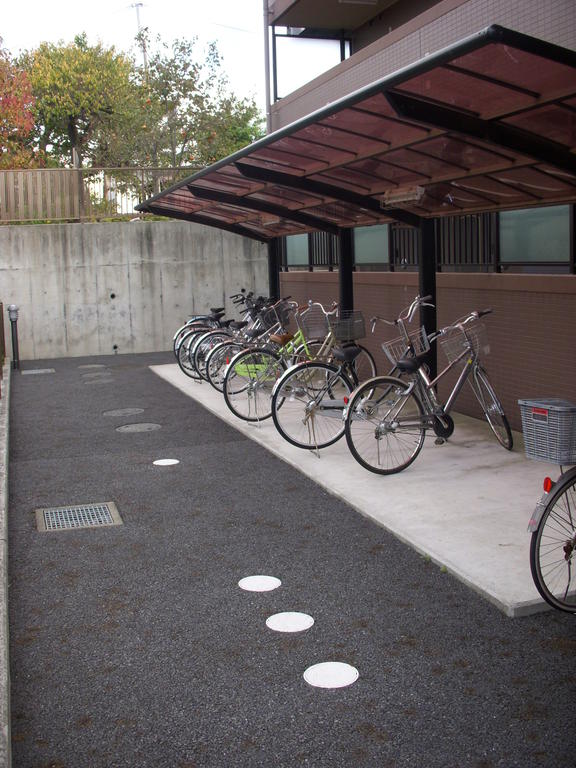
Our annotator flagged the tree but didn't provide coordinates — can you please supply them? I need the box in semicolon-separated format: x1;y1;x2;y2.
23;33;137;167
0;44;36;168
97;33;265;169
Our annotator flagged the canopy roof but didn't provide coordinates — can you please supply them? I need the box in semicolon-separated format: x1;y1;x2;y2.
137;25;576;242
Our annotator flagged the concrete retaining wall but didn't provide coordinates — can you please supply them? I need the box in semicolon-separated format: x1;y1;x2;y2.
0;222;268;360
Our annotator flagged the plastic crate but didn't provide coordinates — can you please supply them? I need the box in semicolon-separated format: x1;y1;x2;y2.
518;398;576;464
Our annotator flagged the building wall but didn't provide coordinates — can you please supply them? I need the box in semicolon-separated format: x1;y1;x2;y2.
0;221;268;360
270;0;576;130
279;271;576;433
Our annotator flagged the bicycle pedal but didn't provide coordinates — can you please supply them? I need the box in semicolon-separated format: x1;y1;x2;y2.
434;437;445;446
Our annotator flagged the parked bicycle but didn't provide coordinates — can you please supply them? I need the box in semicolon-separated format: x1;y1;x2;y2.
521;398;576;613
270;305;375;451
343;295;513;475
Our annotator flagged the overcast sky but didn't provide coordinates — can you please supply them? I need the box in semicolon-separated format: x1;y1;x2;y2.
0;0;268;108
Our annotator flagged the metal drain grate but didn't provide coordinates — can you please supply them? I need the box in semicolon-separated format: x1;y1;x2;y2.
36;502;122;532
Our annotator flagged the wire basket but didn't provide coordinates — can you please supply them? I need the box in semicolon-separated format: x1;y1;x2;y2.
381;326;430;366
329;310;366;342
297;305;332;340
518;398;576;464
260;300;292;330
439;321;489;364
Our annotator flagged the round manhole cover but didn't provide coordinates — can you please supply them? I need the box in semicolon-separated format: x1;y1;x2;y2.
116;423;162;433
103;408;145;417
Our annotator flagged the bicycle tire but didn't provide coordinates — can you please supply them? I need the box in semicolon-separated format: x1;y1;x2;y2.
271;361;353;450
344;375;426;474
470;365;513;450
223;348;286;422
192;330;233;382
177;328;208;379
348;343;377;385
530;468;576;613
205;340;246;392
173;319;212;358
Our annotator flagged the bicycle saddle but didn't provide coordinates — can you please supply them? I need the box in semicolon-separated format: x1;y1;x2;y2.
332;344;362;364
210;307;225;314
396;353;427;373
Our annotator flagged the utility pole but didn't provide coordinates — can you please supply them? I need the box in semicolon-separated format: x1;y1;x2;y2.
131;2;149;75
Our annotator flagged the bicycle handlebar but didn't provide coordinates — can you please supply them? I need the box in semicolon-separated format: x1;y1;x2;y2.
370;294;435;332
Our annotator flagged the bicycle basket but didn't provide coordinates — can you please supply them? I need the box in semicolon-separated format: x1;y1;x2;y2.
260;301;290;330
329;310;366;341
297;304;332;340
381;326;429;366
439;321;489;364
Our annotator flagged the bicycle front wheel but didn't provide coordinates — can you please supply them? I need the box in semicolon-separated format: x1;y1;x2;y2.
470;365;513;450
177;328;207;379
192;330;233;381
205;340;246;391
344;376;426;474
271;362;353;450
530;469;576;613
223;348;286;421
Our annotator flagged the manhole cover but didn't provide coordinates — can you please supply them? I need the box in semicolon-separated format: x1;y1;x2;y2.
103;408;144;417
116;423;161;433
36;502;122;532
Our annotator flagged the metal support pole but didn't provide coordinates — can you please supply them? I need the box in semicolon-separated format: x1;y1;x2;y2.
338;228;354;312
419;220;437;380
7;304;19;370
267;239;281;300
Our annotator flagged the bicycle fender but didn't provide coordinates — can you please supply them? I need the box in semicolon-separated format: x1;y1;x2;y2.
528;493;549;532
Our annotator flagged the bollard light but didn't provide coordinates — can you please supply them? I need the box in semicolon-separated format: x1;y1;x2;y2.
7;304;20;370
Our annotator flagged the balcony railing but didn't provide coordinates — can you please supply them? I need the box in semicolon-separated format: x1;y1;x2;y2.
0;167;200;224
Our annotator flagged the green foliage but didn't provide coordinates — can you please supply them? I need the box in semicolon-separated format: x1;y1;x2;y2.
7;29;264;172
22;34;136;167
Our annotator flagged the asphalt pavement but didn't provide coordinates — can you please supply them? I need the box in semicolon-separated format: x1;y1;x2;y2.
6;352;576;768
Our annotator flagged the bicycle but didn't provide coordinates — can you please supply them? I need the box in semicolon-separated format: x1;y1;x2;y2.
521;397;576;613
343;295;513;475
528;466;576;613
270;307;375;451
176;293;269;380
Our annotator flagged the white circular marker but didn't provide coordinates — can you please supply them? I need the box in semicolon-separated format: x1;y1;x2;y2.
238;575;281;592
153;459;180;466
303;662;359;689
266;612;314;633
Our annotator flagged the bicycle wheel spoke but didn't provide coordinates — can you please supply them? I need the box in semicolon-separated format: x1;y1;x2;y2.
272;362;352;450
345;377;426;474
531;471;576;612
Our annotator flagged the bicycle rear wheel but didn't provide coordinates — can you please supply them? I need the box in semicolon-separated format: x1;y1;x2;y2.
344;376;426;474
271;362;353;450
470;365;513;450
530;468;576;613
223;348;286;421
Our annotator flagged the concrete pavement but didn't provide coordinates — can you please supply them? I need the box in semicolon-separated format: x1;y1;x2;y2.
152;362;556;617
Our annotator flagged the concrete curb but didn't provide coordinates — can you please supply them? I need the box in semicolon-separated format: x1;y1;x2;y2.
0;360;11;768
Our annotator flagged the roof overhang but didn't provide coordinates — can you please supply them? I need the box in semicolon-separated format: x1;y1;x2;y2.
137;25;576;242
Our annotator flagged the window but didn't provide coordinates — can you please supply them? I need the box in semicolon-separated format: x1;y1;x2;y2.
354;224;389;269
285;234;309;268
499;206;570;265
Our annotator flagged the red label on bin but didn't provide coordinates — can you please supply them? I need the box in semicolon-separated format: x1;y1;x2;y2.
531;407;549;423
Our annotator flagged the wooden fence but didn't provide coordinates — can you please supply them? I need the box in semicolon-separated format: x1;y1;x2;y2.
0;167;198;223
